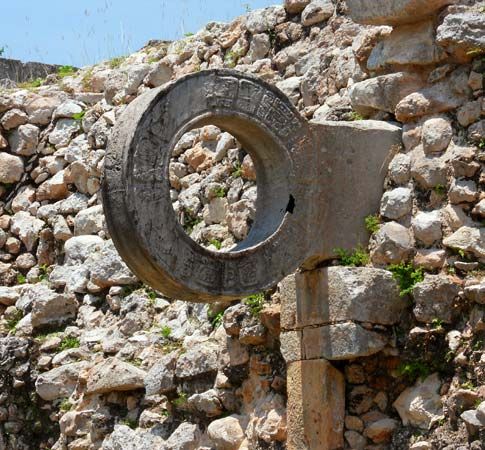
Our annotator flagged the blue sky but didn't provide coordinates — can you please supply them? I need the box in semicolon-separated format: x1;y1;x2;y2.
1;0;277;68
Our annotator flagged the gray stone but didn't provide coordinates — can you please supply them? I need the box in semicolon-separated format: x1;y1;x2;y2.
175;340;219;379
380;187;412;219
449;179;478;204
370;221;414;265
412;211;442;245
145;60;173;88
411;149;449;189
422;118;453;154
53;101;83;119
284;0;311;14
349;72;424;115
207;415;246;450
346;0;456;26
0;153;24;184
30;284;78;329
102;425;165;450
0;286;20;306
443;226;485;259
73;205;105;235
165;422;201;450
388;153;411;185
10;211;45;251
291;267;404;327
464;284;485;305
85;240;137;288
301;323;388;361
301;0;334;26
8;124;39;156
144;352;177;395
368;21;446;70
86;357;146;394
35;362;90;401
394;373;443;429
188;389;223;417
244;6;286;34
437;10;485;61
64;235;104;264
48;119;80;148
413;275;460;324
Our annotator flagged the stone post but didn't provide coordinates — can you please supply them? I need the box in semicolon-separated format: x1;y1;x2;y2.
280;267;404;449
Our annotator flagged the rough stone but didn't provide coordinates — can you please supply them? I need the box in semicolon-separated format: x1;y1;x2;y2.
370;221;414;265
448;179;478;204
8;124;39;156
368;21;446;70
301;0;334;26
422;117;453;154
346;0;456;26
393;373;444;429
86;358;146;394
292;267;404;327
412;211;442;245
287;360;344;450
0;153;24;184
413;275;459;324
10;211;45;251
302;323;388;361
207;415;246;450
144;352;177;395
284;0;311;14
443;226;485;259
35;362;90;401
380;187;412;219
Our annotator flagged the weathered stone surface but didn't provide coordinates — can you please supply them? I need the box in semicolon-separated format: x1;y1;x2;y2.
346;0;456;26
284;0;311;14
8;124;39;156
85;240;137;288
291;267;403;327
368;21;446;70
104;70;399;302
144;352;177;395
207;415;246;450
29;284;78;329
370;221;414;265
422;117;452;154
464;283;485;305
0;153;24;184
175;340;219;379
413;275;459;324
443;226;485;259
393;373;444;429
380;187;412;219
35;362;90;401
287;360;344;450
10;211;45;251
165;422;201;450
101;425;165;450
436;10;485;61
245;6;286;34
349;72;424;115
301;0;334;26
302;323;388;360
86;357;146;394
412;211;442;245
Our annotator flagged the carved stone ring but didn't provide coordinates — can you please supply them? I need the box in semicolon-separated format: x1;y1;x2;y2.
102;70;317;302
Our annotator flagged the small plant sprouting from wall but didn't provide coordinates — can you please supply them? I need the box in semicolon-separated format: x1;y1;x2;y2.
334;246;370;267
244;293;265;316
388;262;424;296
364;214;380;234
57;65;77;78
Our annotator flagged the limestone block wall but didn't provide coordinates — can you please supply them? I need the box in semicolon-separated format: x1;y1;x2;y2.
0;0;483;449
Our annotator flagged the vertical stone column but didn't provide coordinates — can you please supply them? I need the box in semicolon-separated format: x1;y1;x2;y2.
279;267;404;450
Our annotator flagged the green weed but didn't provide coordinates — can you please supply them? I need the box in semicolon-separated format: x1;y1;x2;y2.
364;214;380;234
59;398;72;412
108;56;126;69
120;417;138;429
210;311;224;328
431;318;444;330
244;293;265;316
214;186;226;198
6;309;23;332
18;78;43;89
16;273;26;284
38;264;51;282
72;111;85;122
160;325;172;339
433;184;447;196
398;360;430;382
173;391;188;408
59;337;80;351
184;32;194;37
334;246;370;267
349;111;365;121
57;65;77;78
209;239;222;250
183;215;202;234
388;262;424;296
231;161;243;178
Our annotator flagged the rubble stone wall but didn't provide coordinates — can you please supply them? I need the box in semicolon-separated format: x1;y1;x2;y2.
0;0;484;449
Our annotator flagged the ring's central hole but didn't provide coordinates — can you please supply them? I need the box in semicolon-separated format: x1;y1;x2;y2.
170;125;258;252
